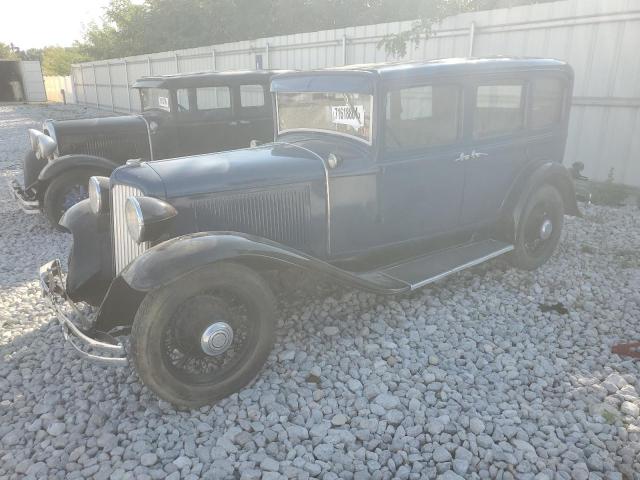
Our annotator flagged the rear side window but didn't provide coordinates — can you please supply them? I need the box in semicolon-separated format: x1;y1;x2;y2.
474;84;524;138
196;86;231;111
240;84;265;107
530;78;565;129
385;84;461;151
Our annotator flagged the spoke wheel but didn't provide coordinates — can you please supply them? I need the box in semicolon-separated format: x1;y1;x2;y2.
130;262;277;408
508;184;564;271
43;168;98;230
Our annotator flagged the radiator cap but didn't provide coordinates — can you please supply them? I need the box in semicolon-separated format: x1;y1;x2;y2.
126;158;142;167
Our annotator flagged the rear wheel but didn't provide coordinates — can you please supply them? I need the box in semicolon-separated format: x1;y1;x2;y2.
43;169;96;229
508;184;564;270
130;262;277;408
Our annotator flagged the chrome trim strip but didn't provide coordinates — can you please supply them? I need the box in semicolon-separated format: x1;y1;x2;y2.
137;114;154;160
410;245;514;290
39;259;127;366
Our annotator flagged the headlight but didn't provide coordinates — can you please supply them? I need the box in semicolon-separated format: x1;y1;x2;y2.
125;196;177;244
30;129;57;160
89;176;110;214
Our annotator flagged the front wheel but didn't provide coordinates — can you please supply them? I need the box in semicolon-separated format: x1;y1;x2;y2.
130;262;277;408
508;184;564;271
42;169;96;229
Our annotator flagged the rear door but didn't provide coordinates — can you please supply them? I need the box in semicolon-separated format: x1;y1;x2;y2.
19;61;46;102
237;84;273;144
460;77;528;227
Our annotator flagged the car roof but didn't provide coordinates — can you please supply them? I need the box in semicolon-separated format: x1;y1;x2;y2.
271;57;572;93
133;69;292;89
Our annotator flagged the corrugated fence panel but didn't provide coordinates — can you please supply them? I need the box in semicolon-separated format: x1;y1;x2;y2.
71;0;640;186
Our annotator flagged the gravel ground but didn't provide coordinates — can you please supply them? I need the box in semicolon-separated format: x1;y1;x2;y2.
1;103;640;480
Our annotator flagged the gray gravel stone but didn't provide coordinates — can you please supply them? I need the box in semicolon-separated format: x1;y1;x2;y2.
0;104;639;480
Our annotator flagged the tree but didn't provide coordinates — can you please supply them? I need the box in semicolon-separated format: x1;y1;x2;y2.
40;47;90;76
0;42;19;59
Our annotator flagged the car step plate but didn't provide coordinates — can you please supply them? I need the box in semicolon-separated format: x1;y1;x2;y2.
380;239;514;290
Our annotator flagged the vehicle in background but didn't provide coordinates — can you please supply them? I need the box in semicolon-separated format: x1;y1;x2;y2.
12;70;285;228
41;58;580;407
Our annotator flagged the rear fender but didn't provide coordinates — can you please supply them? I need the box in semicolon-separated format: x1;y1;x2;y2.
498;161;581;243
38;154;119;184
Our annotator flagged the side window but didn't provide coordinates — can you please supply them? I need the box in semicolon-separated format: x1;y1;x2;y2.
530;78;565;129
474;84;524;138
176;88;190;112
196;86;231;111
385;84;461;152
240;84;266;108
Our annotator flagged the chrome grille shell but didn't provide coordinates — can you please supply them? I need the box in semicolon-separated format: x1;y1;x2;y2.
111;184;149;274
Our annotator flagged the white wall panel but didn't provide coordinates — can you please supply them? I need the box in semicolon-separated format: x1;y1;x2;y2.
71;0;640;185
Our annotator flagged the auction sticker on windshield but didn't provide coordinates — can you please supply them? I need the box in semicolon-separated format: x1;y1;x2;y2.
158;96;169;108
332;105;365;129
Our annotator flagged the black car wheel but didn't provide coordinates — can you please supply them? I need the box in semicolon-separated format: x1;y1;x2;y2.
508;184;564;271
130;262;277;408
43;169;95;229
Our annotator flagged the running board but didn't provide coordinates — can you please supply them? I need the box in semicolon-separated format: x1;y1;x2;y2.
375;239;513;290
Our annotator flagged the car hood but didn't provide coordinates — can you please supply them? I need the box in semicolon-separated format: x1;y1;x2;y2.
112;142;326;199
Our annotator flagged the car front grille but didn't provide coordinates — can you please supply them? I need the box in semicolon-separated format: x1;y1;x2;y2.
111;184;149;274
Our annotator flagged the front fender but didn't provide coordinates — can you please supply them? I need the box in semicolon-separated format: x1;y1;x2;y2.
38;155;120;183
121;232;408;295
60;199;113;305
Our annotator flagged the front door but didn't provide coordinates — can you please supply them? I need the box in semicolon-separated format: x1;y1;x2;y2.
176;84;237;156
460;79;528;227
377;82;466;247
237;84;273;145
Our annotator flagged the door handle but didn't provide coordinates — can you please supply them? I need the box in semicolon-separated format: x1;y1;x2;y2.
454;152;470;163
228;121;238;126
470;150;488;159
238;120;251;125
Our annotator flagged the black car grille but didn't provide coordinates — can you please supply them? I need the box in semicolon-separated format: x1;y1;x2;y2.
195;187;312;249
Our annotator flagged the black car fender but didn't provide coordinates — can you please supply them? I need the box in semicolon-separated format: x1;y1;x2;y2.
59;199;113;306
94;231;408;332
497;161;581;243
120;232;408;294
38;154;119;184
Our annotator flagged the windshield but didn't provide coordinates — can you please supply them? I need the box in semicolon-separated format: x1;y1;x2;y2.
277;92;373;144
139;88;171;112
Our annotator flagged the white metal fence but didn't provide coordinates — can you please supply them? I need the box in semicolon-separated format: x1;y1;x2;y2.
71;0;640;187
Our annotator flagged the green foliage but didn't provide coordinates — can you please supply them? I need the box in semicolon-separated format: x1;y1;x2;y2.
0;42;19;60
39;47;91;76
589;168;633;207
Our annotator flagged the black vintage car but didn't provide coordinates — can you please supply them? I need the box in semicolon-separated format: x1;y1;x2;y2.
41;58;580;407
12;70;283;227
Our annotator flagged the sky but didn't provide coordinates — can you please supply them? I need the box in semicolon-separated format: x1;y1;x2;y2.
0;0;119;50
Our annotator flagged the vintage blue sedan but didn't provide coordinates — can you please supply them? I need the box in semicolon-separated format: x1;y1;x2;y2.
40;58;580;407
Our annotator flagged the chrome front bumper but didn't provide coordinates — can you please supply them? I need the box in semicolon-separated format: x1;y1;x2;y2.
39;259;128;366
8;176;40;213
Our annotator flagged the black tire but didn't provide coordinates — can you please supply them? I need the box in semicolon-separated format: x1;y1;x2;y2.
508;184;564;271
130;262;277;408
42;168;96;230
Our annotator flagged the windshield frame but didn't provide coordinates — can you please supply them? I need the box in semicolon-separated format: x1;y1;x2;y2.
275;91;375;146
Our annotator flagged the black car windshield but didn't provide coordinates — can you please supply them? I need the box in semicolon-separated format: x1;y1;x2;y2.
277;92;373;144
139;88;171;112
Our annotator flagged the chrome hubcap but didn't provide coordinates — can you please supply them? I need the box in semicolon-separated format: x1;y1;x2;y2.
200;322;234;356
539;219;553;240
